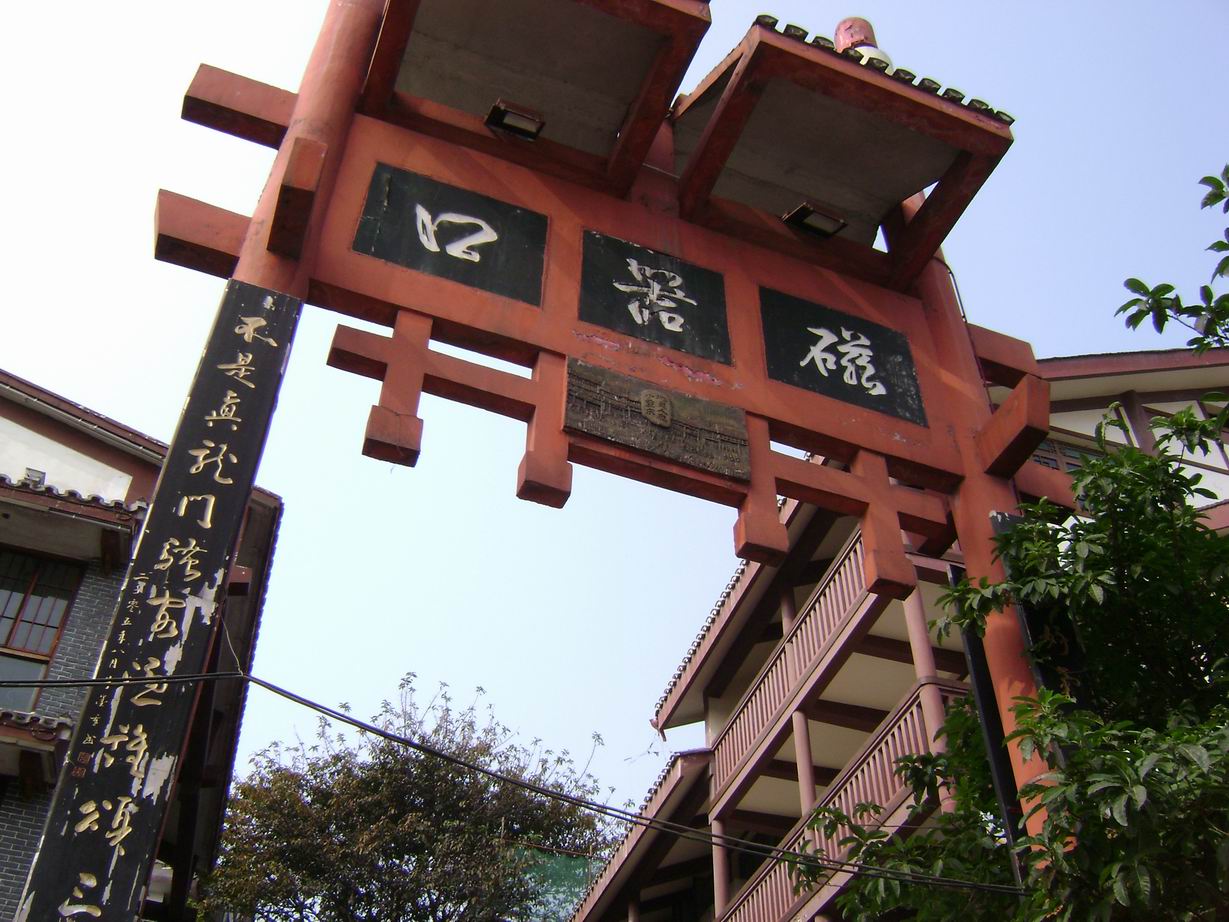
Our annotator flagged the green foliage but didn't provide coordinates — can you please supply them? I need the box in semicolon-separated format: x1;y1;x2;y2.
795;697;1023;921
794;169;1229;920
940;416;1229;727
1117;164;1229;351
197;676;615;922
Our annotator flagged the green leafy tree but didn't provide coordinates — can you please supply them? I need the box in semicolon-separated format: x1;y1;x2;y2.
197;676;615;922
794;171;1229;921
1118;164;1229;352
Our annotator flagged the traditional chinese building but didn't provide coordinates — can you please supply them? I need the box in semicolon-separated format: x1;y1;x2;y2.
19;0;1221;913
0;368;280;920
567;343;1229;922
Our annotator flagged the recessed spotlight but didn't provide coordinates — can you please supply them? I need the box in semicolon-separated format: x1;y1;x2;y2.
782;202;848;238
485;99;544;141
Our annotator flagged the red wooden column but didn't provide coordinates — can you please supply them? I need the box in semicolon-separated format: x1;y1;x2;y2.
782;589;818;815
711;815;731;915
903;588;955;811
912;239;1046;829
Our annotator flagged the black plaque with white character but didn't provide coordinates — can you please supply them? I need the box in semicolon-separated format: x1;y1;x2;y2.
579;231;731;364
354;163;548;306
759;287;927;426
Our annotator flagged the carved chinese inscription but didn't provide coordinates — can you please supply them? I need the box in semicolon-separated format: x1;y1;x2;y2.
353;163;548;305
17;280;301;921
759;287;927;426
578;232;731;364
564;360;750;480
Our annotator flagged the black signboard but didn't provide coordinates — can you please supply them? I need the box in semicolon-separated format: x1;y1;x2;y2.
578;231;731;364
759;287;926;426
353;163;548;306
18;280;300;921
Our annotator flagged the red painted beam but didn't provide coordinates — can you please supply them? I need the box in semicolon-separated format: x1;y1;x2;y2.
606;2;710;192
153;190;248;278
977;374;1050;478
268;136;328;259
677;36;764;220
358;0;423;117
181;64;295;148
968;324;1040;387
887;151;1003;289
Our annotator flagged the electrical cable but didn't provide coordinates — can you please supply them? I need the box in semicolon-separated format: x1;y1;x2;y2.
0;672;1024;897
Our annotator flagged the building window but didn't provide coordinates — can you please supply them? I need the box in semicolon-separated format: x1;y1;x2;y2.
1031;438;1102;474
0;549;84;712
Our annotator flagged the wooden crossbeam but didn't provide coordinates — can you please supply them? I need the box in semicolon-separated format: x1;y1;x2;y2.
761;758;839;787
182;64;295;148
643;855;713;889
153;190;247;279
976;373;1049;477
802;698;888;732
855;634;967;675
329;315;572;506
728;809;797;838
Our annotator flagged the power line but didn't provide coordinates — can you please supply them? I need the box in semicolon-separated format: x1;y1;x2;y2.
0;672;1024;898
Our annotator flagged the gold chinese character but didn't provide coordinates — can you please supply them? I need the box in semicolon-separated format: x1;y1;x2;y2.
217;352;257;388
187;440;238;485
96;724;149;781
128;657;167;708
58;871;101;918
73;800;101;834
105;796;137;854
71;798;137;854
235;316;278;347
155;537;205;581
204;389;244;431
175;493;216;528
145;591;185;640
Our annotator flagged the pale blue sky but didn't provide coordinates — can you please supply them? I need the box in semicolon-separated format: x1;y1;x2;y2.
1;1;1225;807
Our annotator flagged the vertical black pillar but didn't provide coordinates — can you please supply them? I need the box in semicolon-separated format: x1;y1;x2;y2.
17;280;300;921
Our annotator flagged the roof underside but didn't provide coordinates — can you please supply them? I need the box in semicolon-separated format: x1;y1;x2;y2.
674;66;962;246
397;0;663;158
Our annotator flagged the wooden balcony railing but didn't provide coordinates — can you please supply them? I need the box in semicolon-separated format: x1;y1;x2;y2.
712;532;867;794
720;680;968;922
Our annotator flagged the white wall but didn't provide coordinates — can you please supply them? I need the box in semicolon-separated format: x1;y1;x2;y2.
0;417;132;504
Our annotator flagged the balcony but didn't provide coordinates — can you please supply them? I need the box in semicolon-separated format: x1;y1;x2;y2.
712;530;885;800
721;680;967;922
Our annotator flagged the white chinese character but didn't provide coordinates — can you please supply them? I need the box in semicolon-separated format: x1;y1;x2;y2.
800;326;887;396
414;205;498;263
613;259;697;332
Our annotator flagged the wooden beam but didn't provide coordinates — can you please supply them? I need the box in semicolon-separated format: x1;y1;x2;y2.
643;855;712;889
606;7;709;193
968;324;1040;388
887;151;1002;289
677;39;764;220
728;809;797;838
153;190;247;279
791;556;835;587
358;0;423;116
181;64;295;148
268;136;327;259
802;699;888;732
976;374;1050;478
855;634;966;675
619;778;711;898
1014;461;1076;509
761;758;838;787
